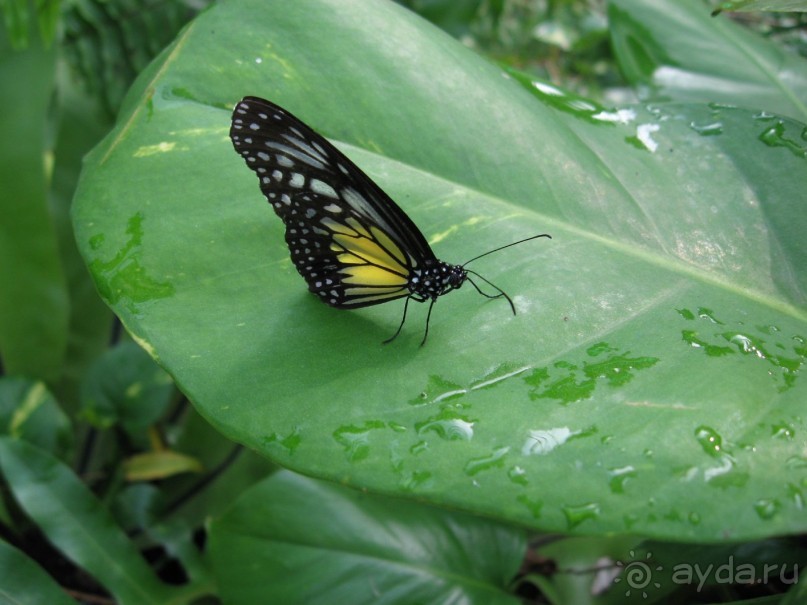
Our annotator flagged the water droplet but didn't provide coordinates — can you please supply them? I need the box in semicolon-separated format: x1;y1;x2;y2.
676;466;699;481
688;512;701;525
522;427;574;455
332;421;385;462
508;465;528;486
753;498;781;519
409;440;428;455
695;425;723;457
525;346;659;404
676;307;695;320
758;120;807;158
724;332;766;358
623;512;640;529
690;121;723;136
752;110;776;121
785;455;807;470
584;353;659;387
469;362;530;391
681;329;733;356
587;342;616;357
697;307;724;324
399;470;432;491
771;422;795;440
707;101;736;111
89;233;105;250
409;375;465;406
634;122;661;152
608;466;637;494
464;446;509;476
522;426;596;455
786;483;804;509
563;502;601;529
517;494;543;518
263;427;302;455
415;411;475;441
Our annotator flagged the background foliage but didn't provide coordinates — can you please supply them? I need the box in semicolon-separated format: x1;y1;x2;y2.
1;0;806;604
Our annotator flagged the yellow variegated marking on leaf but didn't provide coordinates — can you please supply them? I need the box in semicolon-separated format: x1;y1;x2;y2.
341;264;408;286
133;142;177;157
10;382;48;435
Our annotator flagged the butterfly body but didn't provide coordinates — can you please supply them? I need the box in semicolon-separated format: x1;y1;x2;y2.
230;96;549;344
409;261;467;301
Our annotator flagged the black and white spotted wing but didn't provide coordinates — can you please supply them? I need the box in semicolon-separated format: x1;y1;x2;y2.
230;96;444;309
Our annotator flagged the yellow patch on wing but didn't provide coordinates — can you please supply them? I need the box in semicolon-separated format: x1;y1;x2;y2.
321;217;357;237
341;265;408;287
344;286;406;296
370;226;407;266
346;217;371;238
331;232;407;275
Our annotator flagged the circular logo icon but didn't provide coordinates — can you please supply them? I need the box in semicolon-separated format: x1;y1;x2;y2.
614;551;663;598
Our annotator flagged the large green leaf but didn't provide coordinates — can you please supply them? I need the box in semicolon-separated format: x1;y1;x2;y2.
0;540;77;605
0;377;73;459
609;0;807;122
0;22;69;381
0;437;181;605
71;0;807;541
80;340;174;435
713;0;807;12
209;470;525;605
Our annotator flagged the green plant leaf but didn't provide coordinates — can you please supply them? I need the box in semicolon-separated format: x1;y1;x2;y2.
0;22;69;381
49;63;117;409
608;0;807;122
123;449;203;481
0;437;180;605
712;0;807;12
0;377;73;459
61;0;199;118
0;540;77;605
80;340;174;434
209;470;525;605
72;0;807;541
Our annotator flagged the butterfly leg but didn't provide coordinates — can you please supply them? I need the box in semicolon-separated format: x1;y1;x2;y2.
420;298;438;347
383;295;414;344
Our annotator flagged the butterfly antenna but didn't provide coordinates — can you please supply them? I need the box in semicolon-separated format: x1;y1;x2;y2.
467;271;516;315
462;234;551;267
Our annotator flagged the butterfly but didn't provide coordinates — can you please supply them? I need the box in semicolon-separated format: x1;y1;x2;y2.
229;96;550;345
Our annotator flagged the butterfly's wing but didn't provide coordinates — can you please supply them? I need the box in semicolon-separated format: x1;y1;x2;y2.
230;96;437;309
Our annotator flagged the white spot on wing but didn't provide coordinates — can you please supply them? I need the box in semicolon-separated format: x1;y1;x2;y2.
310;179;339;199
